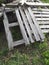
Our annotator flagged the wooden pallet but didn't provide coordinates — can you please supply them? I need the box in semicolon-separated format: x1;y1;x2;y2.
3;6;45;50
32;7;49;33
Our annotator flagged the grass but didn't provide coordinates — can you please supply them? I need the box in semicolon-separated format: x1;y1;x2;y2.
0;30;49;65
41;0;49;3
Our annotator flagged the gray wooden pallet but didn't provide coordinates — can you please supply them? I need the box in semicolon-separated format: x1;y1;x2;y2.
3;11;30;50
19;7;34;43
28;7;45;40
32;7;49;33
24;8;40;41
3;6;45;50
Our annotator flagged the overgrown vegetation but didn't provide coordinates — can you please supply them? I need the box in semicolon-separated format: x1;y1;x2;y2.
41;0;49;3
0;32;49;65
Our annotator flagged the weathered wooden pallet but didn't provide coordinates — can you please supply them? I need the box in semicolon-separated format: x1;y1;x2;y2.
32;7;49;33
3;6;45;50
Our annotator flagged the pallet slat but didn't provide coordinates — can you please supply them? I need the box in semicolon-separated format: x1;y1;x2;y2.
34;14;49;17
40;25;49;29
3;12;13;50
36;18;49;21
38;21;49;24
9;22;19;27
33;11;49;14
13;39;25;46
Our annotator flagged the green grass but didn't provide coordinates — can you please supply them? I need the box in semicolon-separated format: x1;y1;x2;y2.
0;31;49;65
41;0;49;3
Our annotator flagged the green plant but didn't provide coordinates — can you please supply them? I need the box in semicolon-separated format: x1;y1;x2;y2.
42;50;49;58
0;0;4;4
39;42;48;52
32;56;40;65
0;48;8;57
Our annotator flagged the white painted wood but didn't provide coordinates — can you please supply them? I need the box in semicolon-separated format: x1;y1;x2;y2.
24;9;40;41
25;2;49;6
34;14;49;18
19;7;34;43
13;39;25;46
32;8;49;12
36;18;49;21
33;11;49;14
42;29;49;33
9;22;19;27
38;21;49;24
28;7;45;40
3;12;13;50
15;9;30;45
40;25;49;29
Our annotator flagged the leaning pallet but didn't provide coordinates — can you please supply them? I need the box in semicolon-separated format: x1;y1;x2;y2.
3;6;45;50
3;0;48;50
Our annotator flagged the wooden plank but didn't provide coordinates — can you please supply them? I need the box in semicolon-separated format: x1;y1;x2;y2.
38;21;49;24
25;2;49;6
3;12;13;50
28;7;45;40
33;11;49;14
13;39;25;46
42;29;49;33
9;22;19;27
32;8;49;12
40;25;49;29
6;2;49;7
34;14;49;18
19;7;34;43
24;9;40;41
15;9;30;45
36;18;49;21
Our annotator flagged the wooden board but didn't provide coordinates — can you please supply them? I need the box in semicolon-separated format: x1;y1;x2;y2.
36;18;49;21
37;21;49;24
25;2;49;6
33;11;49;14
40;25;49;29
3;12;13;50
34;14;49;18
